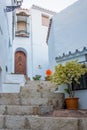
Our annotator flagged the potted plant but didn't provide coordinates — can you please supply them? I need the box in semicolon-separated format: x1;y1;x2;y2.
45;69;52;81
32;75;41;80
51;61;87;109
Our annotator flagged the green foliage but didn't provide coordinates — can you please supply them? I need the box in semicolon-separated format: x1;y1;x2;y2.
52;61;87;85
51;61;87;97
32;75;41;80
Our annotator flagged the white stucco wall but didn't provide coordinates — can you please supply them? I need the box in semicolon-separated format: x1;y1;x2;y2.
0;0;11;88
48;0;87;69
6;0;13;73
30;8;51;79
48;0;87;109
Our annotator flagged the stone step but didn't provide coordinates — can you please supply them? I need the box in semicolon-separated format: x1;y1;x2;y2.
53;109;87;117
23;81;57;90
0;105;53;116
0;115;86;129
4;74;26;84
1;74;26;93
0;93;20;105
20;81;64;108
2;83;21;93
0;91;64;109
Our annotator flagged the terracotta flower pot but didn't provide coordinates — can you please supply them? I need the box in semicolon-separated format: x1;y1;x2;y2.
65;97;79;109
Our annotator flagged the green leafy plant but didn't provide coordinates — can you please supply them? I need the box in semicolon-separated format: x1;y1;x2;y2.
51;61;87;97
33;75;41;80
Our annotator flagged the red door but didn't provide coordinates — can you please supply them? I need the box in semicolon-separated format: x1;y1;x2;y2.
15;51;26;75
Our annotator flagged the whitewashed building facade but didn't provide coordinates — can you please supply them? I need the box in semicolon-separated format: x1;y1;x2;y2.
48;0;87;108
0;2;55;92
12;5;55;79
0;0;13;91
0;0;24;92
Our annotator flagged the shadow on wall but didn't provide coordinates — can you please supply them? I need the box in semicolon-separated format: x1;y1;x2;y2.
0;67;2;90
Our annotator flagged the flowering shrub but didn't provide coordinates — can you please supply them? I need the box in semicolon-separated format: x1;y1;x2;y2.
51;61;87;97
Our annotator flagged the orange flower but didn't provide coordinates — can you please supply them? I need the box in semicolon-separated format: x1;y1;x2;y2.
46;69;52;76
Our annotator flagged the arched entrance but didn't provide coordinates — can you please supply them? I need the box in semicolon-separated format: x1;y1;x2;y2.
15;51;26;75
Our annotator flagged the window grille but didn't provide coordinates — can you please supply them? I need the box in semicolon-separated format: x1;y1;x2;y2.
72;73;87;90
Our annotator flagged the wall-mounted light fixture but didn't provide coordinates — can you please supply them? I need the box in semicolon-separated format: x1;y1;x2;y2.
38;65;42;69
16;0;23;6
5;0;23;12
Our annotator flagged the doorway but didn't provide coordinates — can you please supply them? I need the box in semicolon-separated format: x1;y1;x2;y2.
15;51;26;75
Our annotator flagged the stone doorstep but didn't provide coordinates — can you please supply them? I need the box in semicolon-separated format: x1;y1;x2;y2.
0;115;86;129
0;105;53;116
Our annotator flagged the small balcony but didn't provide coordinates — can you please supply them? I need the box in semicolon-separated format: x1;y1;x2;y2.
15;30;29;37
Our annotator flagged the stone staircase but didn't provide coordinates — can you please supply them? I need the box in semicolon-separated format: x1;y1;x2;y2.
0;81;87;130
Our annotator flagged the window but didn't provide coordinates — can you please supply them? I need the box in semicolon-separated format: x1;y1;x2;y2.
16;12;29;37
17;21;26;31
42;15;49;27
85;54;87;61
72;73;87;90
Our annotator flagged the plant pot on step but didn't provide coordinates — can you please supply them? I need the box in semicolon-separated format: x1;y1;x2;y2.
65;97;79;109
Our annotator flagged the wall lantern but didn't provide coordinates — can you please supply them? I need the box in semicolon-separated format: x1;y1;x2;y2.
38;65;42;69
17;0;23;6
